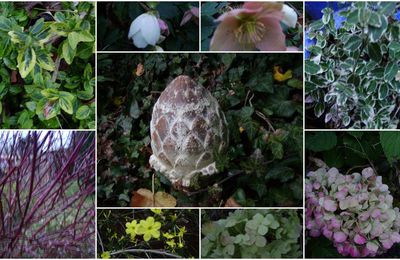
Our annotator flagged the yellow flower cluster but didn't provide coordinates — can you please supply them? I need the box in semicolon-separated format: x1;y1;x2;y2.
163;226;187;251
125;216;162;242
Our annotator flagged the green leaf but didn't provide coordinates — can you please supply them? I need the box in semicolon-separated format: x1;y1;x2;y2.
58;91;75;114
379;2;396;15
368;14;388;42
17;110;33;129
380;132;400;162
368;11;382;27
367;43;382;62
68;31;94;50
306;132;337;152
36;50;55;71
29;18;44;35
344;35;363;51
384;62;398;82
17;47;36;78
387;41;400;60
0;101;2;115
378;84;389;100
305;60;321;75
0;16;13;31
62;41;76;65
314;102;325;118
247;72;273;93
76;105;91;120
41;88;59;101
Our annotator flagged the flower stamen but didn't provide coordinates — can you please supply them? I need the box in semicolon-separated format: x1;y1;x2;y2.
234;20;266;45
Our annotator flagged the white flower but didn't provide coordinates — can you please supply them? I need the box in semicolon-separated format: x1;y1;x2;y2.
128;13;160;48
281;4;298;28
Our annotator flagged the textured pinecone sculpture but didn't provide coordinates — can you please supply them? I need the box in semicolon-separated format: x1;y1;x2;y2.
150;75;228;187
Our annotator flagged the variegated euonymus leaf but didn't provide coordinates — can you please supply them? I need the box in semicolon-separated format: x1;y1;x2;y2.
0;2;95;129
305;2;400;129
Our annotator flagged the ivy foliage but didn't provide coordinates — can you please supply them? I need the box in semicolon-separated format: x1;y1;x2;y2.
201;2;304;51
97;209;199;258
97;2;199;51
0;2;95;129
305;2;400;129
305;131;400;257
97;53;303;207
201;209;302;258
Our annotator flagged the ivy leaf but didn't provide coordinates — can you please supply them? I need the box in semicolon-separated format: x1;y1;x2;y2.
380;132;400;162
58;91;75;114
17;47;36;78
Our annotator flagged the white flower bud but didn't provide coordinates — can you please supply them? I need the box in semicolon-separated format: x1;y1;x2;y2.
128;13;160;48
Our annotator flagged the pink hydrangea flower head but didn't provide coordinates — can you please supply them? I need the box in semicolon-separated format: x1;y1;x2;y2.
210;2;297;51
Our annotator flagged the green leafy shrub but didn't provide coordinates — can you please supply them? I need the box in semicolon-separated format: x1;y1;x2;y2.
97;2;199;51
97;53;303;207
201;209;302;258
305;2;400;129
0;2;95;129
97;209;199;258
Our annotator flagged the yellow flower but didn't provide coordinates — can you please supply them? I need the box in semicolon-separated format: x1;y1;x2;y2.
166;239;176;248
273;66;292;82
101;251;111;259
177;226;186;237
163;232;175;239
136;216;162;241
151;208;162;215
125;220;138;240
178;242;184;248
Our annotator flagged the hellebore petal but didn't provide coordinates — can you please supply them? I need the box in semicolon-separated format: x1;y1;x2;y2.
322;227;333;239
158;19;169;36
371;209;381;219
128;13;160;48
281;4;298;28
354;234;367;245
255;16;286;51
333;231;347;243
210;15;244;51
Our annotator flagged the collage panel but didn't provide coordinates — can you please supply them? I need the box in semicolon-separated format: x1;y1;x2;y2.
305;131;400;258
97;53;303;208
201;208;303;258
0;130;96;258
0;2;95;129
97;208;199;258
97;1;199;51
305;2;400;129
201;1;303;51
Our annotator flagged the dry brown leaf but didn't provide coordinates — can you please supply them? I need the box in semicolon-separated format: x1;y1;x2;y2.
224;197;241;207
135;63;144;77
130;188;176;207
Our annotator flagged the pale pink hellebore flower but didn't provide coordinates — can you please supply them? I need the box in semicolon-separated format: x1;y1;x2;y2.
210;2;297;51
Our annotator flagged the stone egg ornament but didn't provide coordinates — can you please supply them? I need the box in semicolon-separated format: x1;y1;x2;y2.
149;75;228;187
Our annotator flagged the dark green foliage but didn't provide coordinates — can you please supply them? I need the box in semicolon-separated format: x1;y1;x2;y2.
97;53;303;207
97;2;199;51
0;2;95;129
